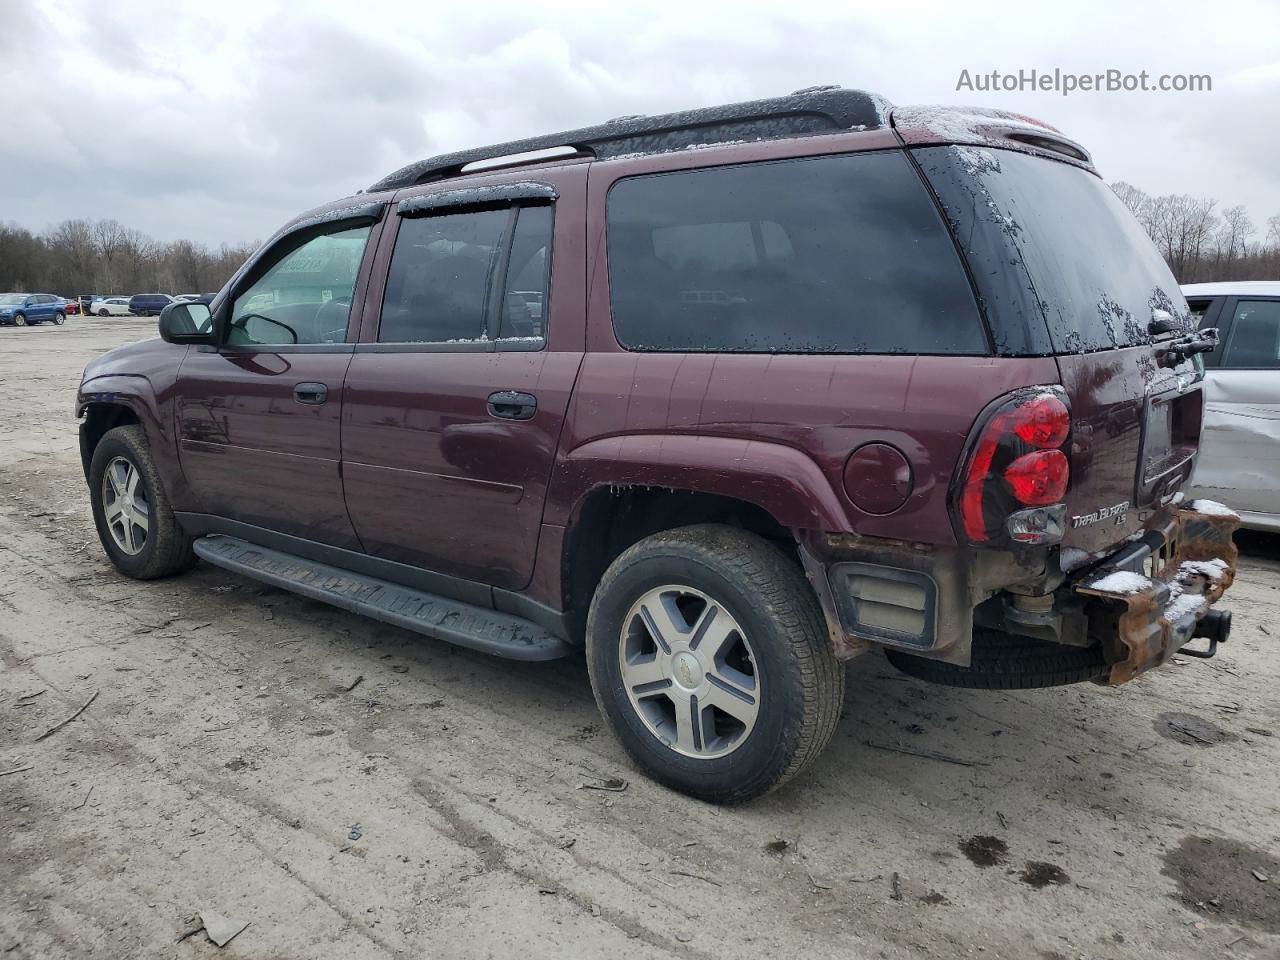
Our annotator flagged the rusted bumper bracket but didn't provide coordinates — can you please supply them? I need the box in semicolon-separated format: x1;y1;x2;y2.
1076;502;1239;685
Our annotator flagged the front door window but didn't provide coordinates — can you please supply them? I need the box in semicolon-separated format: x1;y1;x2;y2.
229;225;372;346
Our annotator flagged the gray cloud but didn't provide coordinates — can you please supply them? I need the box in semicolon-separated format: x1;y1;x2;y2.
2;0;1277;247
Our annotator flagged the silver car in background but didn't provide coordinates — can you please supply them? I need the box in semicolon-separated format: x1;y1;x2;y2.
1184;281;1280;531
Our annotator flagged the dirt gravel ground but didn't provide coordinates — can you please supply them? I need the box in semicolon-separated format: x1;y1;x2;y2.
2;316;1279;960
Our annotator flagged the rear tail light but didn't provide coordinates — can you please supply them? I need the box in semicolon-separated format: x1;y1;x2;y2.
1004;449;1069;505
956;388;1071;544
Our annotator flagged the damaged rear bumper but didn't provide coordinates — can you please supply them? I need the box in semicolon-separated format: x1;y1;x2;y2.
1076;500;1239;685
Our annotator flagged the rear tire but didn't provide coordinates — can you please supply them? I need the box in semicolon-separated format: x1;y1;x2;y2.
885;629;1107;689
53;311;65;325
586;524;844;803
97;309;109;317
88;425;195;579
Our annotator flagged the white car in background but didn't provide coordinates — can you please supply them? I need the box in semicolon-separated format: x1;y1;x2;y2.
90;297;132;317
1183;281;1280;531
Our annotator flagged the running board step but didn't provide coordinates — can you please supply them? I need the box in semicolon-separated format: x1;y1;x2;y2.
192;535;571;661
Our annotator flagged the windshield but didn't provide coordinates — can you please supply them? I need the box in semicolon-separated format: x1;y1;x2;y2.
914;146;1191;355
0;294;26;306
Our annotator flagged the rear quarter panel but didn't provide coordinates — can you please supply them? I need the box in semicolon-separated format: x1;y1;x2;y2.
549;143;1061;542
550;352;1060;541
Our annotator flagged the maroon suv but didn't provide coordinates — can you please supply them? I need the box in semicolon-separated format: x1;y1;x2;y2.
77;88;1238;802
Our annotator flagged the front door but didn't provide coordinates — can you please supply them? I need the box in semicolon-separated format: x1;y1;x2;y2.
175;216;382;549
341;167;586;590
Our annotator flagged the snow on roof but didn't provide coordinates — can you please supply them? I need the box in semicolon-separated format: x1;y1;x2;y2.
1181;281;1280;297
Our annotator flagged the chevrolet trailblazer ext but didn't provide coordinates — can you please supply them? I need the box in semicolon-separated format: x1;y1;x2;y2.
77;88;1238;802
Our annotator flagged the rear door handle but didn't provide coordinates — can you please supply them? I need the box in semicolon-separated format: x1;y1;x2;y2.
294;382;329;405
487;391;537;420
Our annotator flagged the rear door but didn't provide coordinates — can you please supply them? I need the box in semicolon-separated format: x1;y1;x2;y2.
174;211;384;548
341;165;586;590
1192;296;1280;518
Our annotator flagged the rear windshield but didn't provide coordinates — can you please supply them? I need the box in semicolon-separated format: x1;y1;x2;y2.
914;146;1191;355
606;151;987;354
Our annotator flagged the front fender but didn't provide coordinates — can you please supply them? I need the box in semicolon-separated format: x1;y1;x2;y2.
78;374;194;508
547;433;852;531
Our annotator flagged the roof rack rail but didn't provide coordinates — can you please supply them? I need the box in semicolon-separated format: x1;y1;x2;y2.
369;86;891;193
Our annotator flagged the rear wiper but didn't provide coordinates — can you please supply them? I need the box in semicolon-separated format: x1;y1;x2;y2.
1158;327;1218;367
1148;309;1183;336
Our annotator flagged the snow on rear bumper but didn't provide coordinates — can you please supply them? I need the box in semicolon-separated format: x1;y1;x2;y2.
1076;500;1239;685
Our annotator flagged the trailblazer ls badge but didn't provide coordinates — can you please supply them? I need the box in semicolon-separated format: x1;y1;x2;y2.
1071;500;1131;528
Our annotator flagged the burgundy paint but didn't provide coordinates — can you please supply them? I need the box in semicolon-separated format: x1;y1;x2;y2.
75;112;1187;619
843;443;913;515
173;349;364;549
76;338;198;510
338;164;588;589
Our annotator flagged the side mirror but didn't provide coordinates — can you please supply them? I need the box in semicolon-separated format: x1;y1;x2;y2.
158;301;215;345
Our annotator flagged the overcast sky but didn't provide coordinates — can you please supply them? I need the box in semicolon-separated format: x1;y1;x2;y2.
3;0;1278;248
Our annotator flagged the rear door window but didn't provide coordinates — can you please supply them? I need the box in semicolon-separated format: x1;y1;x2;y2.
380;210;506;343
605;151;987;354
379;204;554;346
498;205;553;342
1222;299;1280;368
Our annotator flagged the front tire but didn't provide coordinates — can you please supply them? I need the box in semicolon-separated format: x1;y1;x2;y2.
13;313;26;326
88;425;195;579
586;525;844;803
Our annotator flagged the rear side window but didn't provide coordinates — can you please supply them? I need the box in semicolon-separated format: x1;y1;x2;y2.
606;151;987;354
1222;300;1280;368
915;146;1190;355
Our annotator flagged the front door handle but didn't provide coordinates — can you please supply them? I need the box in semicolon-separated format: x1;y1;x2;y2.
487;390;537;420
294;382;329;405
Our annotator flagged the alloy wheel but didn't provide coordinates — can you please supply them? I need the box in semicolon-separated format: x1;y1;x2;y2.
101;456;150;555
618;585;760;759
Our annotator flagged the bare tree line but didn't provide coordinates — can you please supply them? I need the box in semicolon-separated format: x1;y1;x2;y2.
0;219;258;296
3;183;1277;299
1110;182;1280;283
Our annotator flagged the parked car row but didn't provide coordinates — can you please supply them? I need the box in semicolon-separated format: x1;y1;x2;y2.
74;293;217;318
0;292;222;326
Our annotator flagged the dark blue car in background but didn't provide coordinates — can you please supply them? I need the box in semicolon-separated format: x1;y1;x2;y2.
0;293;67;326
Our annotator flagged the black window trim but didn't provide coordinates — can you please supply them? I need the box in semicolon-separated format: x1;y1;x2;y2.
602;148;992;356
369;197;555;353
1218;295;1280;371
